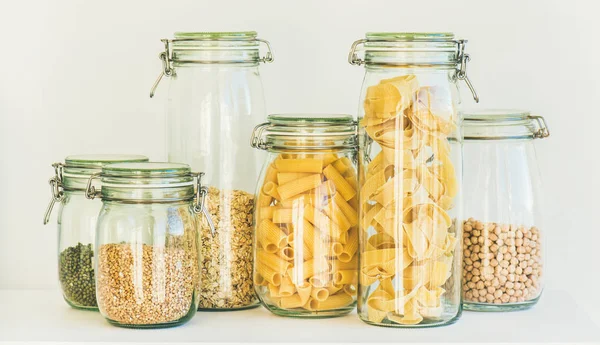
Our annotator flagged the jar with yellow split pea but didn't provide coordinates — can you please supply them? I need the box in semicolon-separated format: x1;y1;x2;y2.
250;114;359;318
348;32;479;327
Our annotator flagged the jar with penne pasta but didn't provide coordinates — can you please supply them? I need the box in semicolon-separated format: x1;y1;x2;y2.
250;114;359;317
349;32;480;327
462;110;549;311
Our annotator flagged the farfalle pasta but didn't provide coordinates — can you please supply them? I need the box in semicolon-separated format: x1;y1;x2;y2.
254;153;358;315
358;75;460;325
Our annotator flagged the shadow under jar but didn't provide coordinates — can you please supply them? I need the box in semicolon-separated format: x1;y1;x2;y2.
349;32;480;327
250;114;359;318
43;154;149;310
151;31;274;311
461;110;549;311
88;162;208;328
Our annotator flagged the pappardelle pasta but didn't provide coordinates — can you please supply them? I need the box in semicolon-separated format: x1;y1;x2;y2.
358;75;460;326
254;152;358;316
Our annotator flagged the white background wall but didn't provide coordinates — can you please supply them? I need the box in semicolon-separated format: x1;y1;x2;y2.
0;0;598;322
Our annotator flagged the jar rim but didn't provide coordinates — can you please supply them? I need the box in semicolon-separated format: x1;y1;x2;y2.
365;32;455;41
64;154;149;169
267;113;354;126
462;109;550;140
102;162;191;178
174;31;257;40
251;114;357;152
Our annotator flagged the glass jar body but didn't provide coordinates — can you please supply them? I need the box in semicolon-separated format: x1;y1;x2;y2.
253;150;359;318
462;139;544;311
356;67;463;327
167;64;263;310
57;190;102;310
95;201;200;328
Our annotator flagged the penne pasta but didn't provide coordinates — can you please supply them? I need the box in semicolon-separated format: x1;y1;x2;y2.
272;208;294;224
334;270;357;285
263;181;282;201
257;249;291;271
257;262;282;286
264;163;279;184
279;294;305;309
279;275;296;297
275;159;323;173
338;227;358;263
323;164;356;201
257;219;288;253
310;288;330;302
308;292;354;311
279;247;295;261
277;174;322;200
333;193;358;226
277;172;312;185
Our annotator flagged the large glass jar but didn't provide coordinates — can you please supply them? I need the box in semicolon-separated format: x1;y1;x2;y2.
150;31;273;310
43;154;149;310
88;162;206;328
250;114;359;317
349;32;479;327
461;110;549;311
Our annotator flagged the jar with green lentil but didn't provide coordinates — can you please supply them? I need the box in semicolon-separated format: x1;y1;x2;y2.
88;162;209;328
44;154;149;310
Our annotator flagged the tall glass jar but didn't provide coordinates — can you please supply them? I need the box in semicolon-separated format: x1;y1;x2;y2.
461;110;549;311
349;32;479;327
43;154;149;310
250;114;359;317
150;31;273;310
88;162;207;328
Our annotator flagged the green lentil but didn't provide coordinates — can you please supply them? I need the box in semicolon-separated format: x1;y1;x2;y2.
59;242;97;307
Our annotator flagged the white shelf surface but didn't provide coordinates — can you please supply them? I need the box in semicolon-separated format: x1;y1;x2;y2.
0;289;597;344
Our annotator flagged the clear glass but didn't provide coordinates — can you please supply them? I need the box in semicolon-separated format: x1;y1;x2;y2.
57;191;102;310
164;32;267;310
252;115;358;318
354;33;464;327
94;163;200;328
462;113;546;311
49;154;148;310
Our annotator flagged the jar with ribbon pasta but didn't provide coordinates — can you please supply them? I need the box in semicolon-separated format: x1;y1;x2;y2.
349;32;479;327
150;32;274;310
250;114;359;317
462;110;549;311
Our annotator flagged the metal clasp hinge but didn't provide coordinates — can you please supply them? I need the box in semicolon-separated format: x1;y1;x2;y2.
43;163;64;225
84;172;102;200
250;122;271;150
193;172;216;235
456;40;479;103
530;115;550;139
348;39;367;66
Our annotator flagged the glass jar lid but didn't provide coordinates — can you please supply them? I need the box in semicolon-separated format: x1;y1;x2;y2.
349;32;479;102
43;154;149;225
251;114;357;152
349;32;462;67
149;31;273;97
462;109;550;140
89;162;196;202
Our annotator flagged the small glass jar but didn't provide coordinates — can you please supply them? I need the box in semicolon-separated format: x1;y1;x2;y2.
87;162;208;328
151;31;274;310
250;114;359;318
349;32;479;327
43;154;149;310
461;110;549;311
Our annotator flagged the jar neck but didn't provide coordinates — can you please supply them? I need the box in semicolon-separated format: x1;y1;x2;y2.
101;186;195;204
